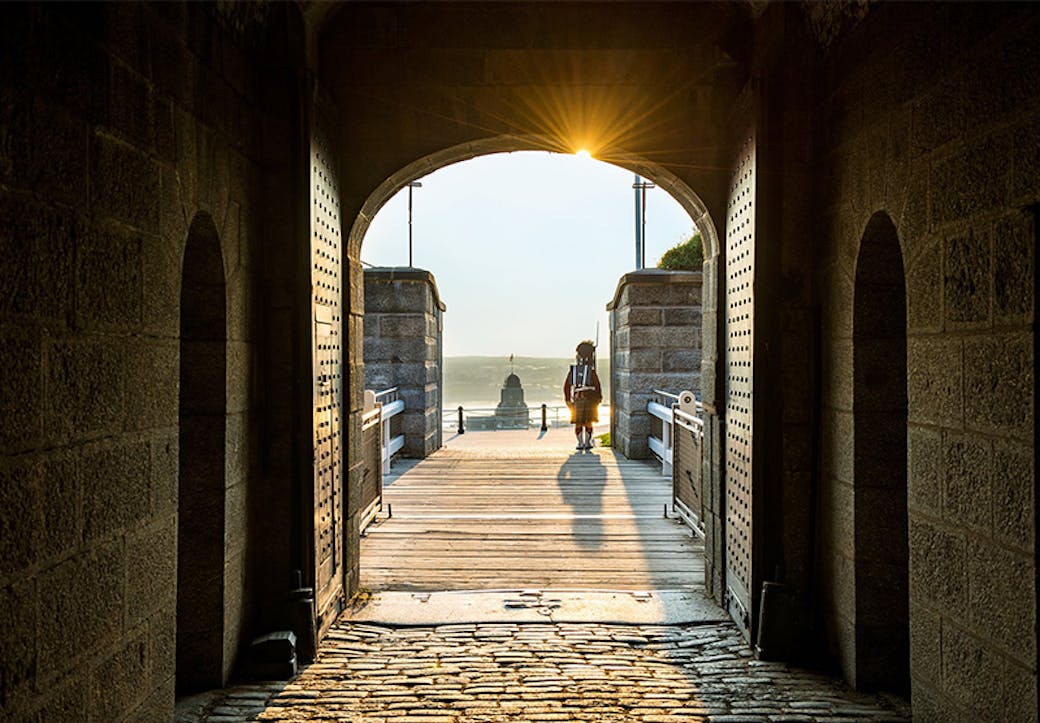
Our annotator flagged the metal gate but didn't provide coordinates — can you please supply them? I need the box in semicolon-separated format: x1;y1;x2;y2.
723;130;756;639
672;391;704;536
311;89;344;633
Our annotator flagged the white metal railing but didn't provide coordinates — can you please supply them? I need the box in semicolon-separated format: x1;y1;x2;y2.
670;391;704;537
647;389;701;477
442;404;610;432
364;387;406;474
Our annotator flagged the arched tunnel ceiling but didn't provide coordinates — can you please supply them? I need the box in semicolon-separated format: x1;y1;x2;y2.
310;1;761;253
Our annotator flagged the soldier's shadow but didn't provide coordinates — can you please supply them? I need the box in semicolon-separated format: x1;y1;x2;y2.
556;451;606;550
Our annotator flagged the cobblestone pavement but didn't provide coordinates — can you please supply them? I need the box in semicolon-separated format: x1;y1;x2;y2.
191;621;910;722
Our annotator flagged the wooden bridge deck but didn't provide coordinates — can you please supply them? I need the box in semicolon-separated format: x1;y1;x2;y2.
360;434;705;592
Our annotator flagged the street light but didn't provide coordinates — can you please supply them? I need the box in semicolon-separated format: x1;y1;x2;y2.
633;175;655;269
407;181;423;267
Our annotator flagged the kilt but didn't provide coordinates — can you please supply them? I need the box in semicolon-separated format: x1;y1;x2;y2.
571;395;599;425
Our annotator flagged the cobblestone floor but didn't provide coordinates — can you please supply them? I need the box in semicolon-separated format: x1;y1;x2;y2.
190;621;910;722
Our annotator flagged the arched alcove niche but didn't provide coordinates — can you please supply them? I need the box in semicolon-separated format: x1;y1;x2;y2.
851;211;909;693
177;212;229;694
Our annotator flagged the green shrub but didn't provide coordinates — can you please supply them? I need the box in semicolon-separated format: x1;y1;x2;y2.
658;233;703;270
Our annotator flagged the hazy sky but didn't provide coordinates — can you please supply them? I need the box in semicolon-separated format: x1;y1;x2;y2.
361;151;696;357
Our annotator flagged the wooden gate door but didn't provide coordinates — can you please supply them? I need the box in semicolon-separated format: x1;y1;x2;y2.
311;88;345;636
723;130;758;640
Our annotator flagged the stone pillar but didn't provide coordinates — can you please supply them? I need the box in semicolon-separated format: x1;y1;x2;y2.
607;270;702;459
363;268;446;457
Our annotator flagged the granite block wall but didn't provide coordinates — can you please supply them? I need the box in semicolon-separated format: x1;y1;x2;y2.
363;269;445;458
0;3;301;719
607;270;702;460
814;4;1038;715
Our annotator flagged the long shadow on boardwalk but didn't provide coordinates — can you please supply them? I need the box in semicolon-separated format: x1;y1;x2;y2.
360;432;703;593
556;451;606;549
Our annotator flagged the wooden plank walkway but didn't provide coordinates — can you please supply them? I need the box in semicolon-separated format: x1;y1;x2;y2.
360;434;705;592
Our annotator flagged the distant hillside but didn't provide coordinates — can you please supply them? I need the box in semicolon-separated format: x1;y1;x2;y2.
444;356;611;408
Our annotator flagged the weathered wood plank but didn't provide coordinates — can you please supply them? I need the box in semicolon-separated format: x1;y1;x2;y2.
361;447;704;592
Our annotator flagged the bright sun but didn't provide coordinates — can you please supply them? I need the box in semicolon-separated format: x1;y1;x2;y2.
575;149;592;160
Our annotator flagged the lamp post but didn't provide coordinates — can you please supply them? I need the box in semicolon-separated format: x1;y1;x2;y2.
632;175;656;270
407;181;423;267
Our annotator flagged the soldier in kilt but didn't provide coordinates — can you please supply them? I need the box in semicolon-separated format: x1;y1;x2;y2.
563;340;603;451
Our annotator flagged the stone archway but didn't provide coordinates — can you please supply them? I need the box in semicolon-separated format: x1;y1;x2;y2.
177;212;229;693
851;211;908;692
342;138;723;593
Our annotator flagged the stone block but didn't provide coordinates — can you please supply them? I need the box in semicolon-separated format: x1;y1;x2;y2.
363;337;428;364
125;515;176;627
629;325;694;349
81;440;151;542
17;92;91;208
855;487;908;565
46;338;125;443
627;282;698;307
226;340;252;414
225;479;248;555
898;169;929;248
96;48;153;149
370;351;424;387
907;337;962;427
991;440;1033;552
822;477;854;559
992;213;1033;322
663;307;700;325
33;676;87;723
38;540;125;677
224;412;251;491
628;348;661;370
941;624;1004;722
910;76;966;157
91;135;160;233
75;222;144;331
89;629;150;723
0;579;36;709
905;237;942;332
908;518;966;615
820;409;853;484
124;339;178;430
612;306;630;327
0;194;76;323
364;280;426;313
941;433;991;532
907;426;941;514
613;327;629;350
379;314;425;338
362;313;379;337
930;130;1010;228
662;349;698;372
963;333;1032;439
1011;113;1040;203
908;602;941;689
151;433;178;516
1002;659;1039;723
943;229;990;325
966;538;1036;662
627;307;663;326
0;458;44;579
141;230;181;337
0;324;43;452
